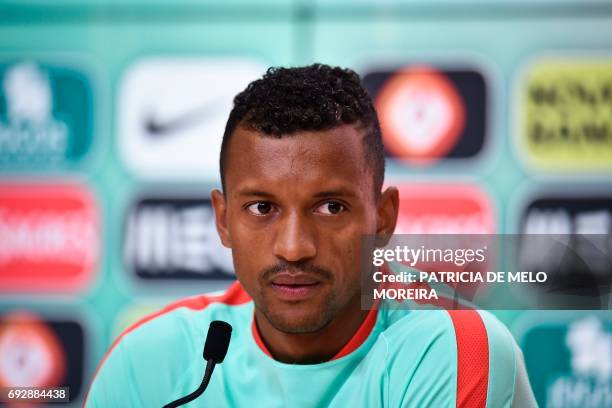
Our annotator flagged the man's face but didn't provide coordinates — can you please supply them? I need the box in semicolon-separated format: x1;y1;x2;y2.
212;125;395;334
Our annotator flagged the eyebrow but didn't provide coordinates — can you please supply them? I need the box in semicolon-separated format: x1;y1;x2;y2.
236;188;276;198
313;189;357;198
236;188;358;199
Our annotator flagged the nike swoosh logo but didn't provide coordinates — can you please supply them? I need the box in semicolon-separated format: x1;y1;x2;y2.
143;98;229;139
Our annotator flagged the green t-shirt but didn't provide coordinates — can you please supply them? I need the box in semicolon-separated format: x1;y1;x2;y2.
85;281;537;407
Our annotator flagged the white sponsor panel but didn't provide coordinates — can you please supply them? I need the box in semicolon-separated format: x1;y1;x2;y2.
118;57;265;180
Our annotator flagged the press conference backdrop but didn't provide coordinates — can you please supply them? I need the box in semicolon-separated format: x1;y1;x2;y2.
0;1;611;407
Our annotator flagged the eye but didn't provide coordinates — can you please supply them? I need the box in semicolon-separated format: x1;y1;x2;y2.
315;201;346;215
246;201;274;216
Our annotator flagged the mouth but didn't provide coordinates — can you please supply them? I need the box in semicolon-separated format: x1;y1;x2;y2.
268;273;324;300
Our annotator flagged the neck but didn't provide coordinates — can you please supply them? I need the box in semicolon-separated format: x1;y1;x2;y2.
254;294;369;364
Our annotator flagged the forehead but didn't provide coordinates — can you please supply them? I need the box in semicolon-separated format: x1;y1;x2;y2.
224;125;371;198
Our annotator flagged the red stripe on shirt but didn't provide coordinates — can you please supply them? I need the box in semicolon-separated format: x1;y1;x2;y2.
84;280;251;407
251;316;272;358
251;301;379;361
447;310;489;408
330;302;378;360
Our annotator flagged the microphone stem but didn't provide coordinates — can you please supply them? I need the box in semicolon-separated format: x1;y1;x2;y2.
163;361;216;408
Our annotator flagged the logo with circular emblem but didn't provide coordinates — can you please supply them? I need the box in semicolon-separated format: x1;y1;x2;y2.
376;66;467;165
0;312;66;388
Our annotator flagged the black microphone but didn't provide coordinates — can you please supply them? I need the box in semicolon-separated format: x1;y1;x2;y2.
163;321;232;408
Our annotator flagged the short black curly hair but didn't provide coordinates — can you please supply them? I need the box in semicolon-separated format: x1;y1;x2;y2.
219;63;385;197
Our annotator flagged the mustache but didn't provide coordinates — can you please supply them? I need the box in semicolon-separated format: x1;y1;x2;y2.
260;261;333;282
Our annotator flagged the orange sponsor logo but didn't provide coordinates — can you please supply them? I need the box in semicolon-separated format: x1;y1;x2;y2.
376;66;466;165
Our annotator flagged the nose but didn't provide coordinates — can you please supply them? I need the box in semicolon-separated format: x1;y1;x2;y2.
272;211;317;263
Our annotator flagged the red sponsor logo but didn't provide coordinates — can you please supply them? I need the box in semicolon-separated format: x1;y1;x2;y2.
0;183;98;292
376;66;466;165
0;311;66;388
395;183;495;234
393;183;495;300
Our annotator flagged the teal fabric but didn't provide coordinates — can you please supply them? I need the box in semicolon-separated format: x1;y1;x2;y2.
85;287;530;407
480;310;516;408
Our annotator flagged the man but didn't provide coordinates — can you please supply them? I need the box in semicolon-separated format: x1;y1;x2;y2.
85;64;537;407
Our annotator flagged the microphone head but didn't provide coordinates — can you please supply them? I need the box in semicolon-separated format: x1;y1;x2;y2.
203;320;232;363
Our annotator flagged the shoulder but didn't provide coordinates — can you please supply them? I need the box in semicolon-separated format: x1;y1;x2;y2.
106;280;252;362
120;280;252;343
382;308;518;371
84;281;252;407
379;308;520;407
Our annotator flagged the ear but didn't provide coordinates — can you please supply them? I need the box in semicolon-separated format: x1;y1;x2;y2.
211;189;232;248
376;186;399;246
